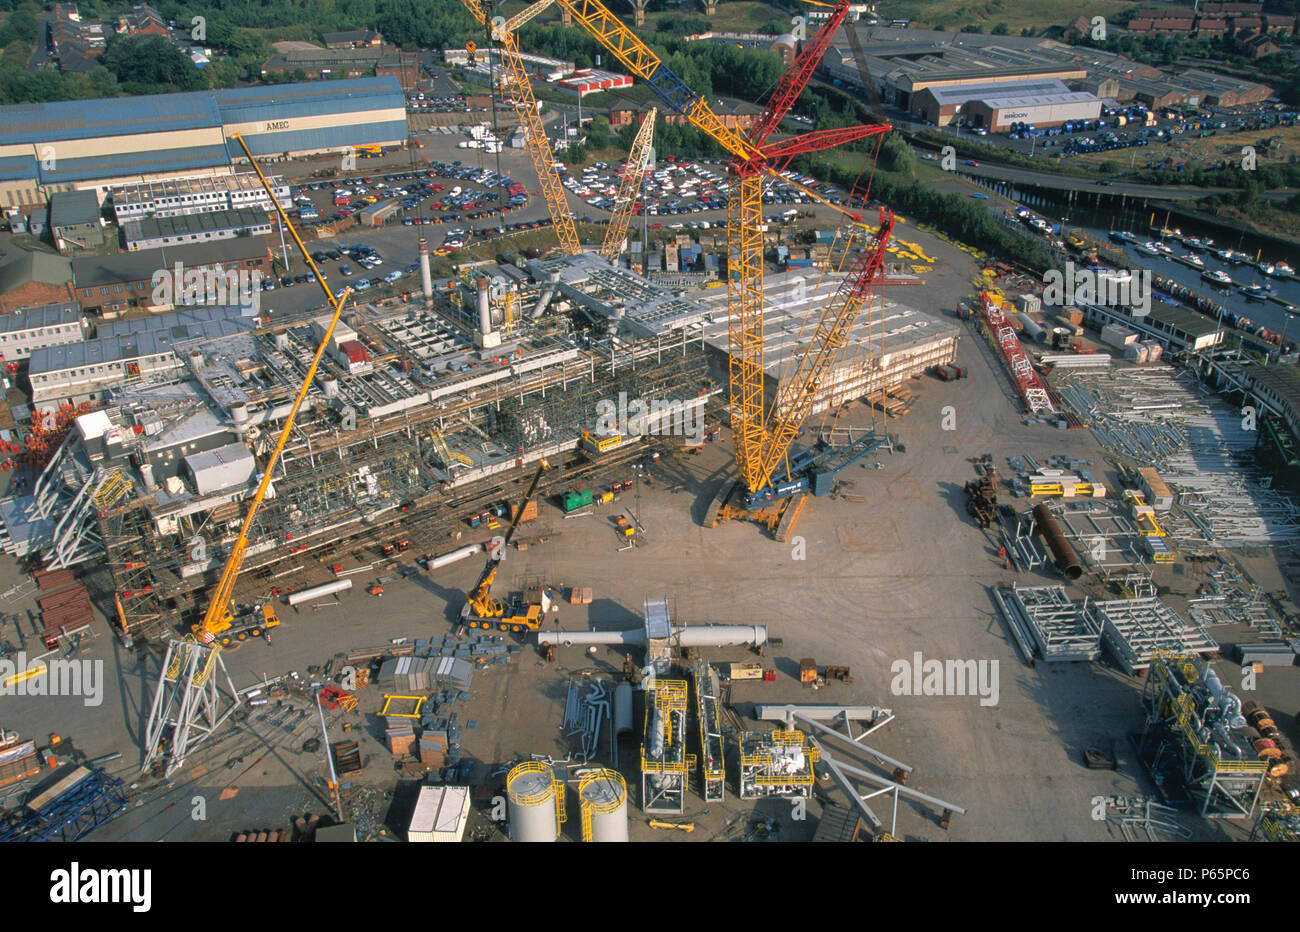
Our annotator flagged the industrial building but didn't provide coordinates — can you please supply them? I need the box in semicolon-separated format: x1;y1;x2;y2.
0;78;405;208
109;174;291;223
965;88;1102;132
555;69;634;97
0;302;86;362
69;237;271;317
27;305;253;405
1077;301;1225;354
121;207;273;252
912;78;1095;128
48;190;106;253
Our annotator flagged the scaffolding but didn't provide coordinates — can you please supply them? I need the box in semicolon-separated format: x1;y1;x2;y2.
692;659;725;802
640;679;690;813
1137;653;1266;819
738;729;819;800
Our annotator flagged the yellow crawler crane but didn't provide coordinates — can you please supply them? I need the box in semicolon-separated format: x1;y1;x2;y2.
554;0;894;538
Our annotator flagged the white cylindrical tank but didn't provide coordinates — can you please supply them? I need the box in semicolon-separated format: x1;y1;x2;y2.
507;762;561;842
321;375;339;398
139;462;156;492
273;329;290;350
613;681;634;736
230;403;249;426
286;578;352;606
536;624;767;648
427;543;481;570
188;350;204;372
579;769;628;842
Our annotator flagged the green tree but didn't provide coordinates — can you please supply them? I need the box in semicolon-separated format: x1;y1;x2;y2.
992;23;1009;35
587;114;610;151
103;34;205;92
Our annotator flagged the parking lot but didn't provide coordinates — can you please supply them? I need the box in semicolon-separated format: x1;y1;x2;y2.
562;156;849;220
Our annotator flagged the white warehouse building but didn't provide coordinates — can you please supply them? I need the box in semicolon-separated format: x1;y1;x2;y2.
965;91;1101;132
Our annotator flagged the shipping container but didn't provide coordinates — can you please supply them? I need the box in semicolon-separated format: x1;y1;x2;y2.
562;488;594;512
407;785;470;842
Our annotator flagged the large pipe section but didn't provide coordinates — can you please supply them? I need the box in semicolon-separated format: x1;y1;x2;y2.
287;578;353;606
1031;503;1083;580
1021;315;1047;344
426;543;482;570
537;624;767;648
530;271;560;320
418;237;433;305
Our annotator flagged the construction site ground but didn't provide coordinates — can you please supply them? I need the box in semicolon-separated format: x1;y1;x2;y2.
2;226;1297;843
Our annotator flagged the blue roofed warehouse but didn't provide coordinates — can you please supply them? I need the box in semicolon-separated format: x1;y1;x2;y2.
0;77;406;209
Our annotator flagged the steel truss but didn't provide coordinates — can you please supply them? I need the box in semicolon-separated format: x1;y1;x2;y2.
140;638;241;777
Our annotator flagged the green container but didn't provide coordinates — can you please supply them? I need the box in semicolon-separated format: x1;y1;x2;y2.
562;488;594;512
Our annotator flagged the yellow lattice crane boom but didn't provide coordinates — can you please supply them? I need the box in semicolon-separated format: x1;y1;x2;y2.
555;0;892;507
600;107;656;262
191;134;357;643
460;0;581;255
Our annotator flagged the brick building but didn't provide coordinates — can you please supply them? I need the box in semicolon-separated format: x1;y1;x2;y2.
0;252;75;314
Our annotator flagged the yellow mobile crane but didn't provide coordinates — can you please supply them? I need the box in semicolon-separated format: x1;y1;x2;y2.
462;459;551;632
461;0;581;255
599;107;656;262
141;134;361;776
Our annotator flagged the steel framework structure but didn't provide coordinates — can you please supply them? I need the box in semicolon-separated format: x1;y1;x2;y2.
640;678;690;813
692;659;725;802
1137;653;1266;819
0;768;128;842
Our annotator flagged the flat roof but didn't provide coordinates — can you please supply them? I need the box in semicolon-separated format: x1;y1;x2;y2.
0;302;82;334
49;190;101;227
29;315;251;374
110;173;288;206
124;207;270;242
923;78;1071;105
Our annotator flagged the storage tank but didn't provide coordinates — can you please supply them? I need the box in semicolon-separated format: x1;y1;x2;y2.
613;681;634;736
1051;327;1071;350
578;769;628;842
321;375;339;398
273;329;290;350
507;761;562;842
